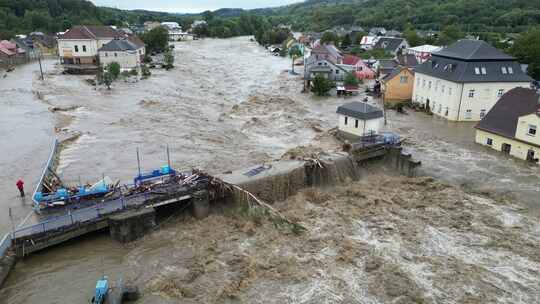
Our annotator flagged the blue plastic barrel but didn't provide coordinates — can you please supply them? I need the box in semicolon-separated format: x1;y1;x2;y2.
160;165;170;174
57;188;68;198
34;192;43;202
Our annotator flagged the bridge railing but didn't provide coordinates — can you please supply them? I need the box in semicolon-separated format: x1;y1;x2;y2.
0;233;11;257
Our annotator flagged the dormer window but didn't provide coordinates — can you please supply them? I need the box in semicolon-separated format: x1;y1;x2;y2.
481;67;486;75
501;67;507;74
508;67;514;74
474;67;480;75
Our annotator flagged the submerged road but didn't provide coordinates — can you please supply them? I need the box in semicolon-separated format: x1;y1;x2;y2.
0;37;538;303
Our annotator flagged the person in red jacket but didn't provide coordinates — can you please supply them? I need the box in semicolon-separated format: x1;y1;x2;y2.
16;179;24;197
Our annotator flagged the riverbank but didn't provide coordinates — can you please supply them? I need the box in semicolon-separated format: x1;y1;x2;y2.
1;37;538;303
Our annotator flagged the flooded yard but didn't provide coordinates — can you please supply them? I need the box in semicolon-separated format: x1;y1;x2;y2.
0;37;538;303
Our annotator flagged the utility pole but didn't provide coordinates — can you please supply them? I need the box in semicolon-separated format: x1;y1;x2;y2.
38;51;44;81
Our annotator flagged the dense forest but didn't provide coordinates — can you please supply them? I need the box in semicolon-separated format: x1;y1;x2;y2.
0;0;177;39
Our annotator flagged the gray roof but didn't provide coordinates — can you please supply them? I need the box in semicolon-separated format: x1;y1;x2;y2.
415;54;533;83
382;67;413;82
98;39;139;52
374;37;405;53
434;39;514;61
396;54;418;68
475;88;540;141
337;102;383;120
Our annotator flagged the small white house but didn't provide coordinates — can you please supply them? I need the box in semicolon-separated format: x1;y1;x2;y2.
337;101;384;137
98;39;144;71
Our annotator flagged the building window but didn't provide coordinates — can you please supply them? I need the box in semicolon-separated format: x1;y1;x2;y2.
344;116;348;125
528;125;537;136
438;104;442;113
82;45;87;52
480;109;486;119
497;89;504;97
508;67;514;74
428;81;432;89
486;138;493;146
448;87;452;95
105;52;108;57
481;67;487;75
400;76;408;83
422;79;426;88
468;89;475;98
336;70;339;74
501;67;507;74
417;77;420;86
74;45;79;52
355;119;359;128
435;81;439;91
442;85;445;93
474;67;480;75
114;52;117;57
465;109;472;119
445;107;449;116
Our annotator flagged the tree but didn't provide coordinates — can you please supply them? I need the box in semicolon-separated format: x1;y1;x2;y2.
320;31;337;45
141;26;169;53
289;44;303;74
344;72;359;87
403;24;423;47
141;64;151;78
311;74;333;96
103;71;113;89
438;25;464;46
107;62;120;79
164;50;174;70
354;31;368;45
341;34;352;48
511;27;540;79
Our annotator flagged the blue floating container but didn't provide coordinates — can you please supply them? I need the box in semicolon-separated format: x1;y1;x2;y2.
56;188;68;198
78;186;86;195
160;165;171;174
34;192;43;202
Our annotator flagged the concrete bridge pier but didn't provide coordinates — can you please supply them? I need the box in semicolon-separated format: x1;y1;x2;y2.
108;208;156;243
192;190;210;219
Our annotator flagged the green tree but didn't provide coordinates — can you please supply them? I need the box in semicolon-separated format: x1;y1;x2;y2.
311;74;333;96
344;72;359;86
103;71;113;89
289;44;303;74
107;62;120;79
320;31;337;45
164;50;175;70
141;26;169;53
403;24;423;47
438;25;464;45
141;64;151;78
511;27;540;79
354;31;368;45
341;34;352;48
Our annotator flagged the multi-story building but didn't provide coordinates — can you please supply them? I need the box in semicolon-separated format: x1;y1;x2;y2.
475;87;539;163
412;39;532;121
58;26;123;72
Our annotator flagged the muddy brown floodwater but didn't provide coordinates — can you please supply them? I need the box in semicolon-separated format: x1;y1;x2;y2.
0;37;539;303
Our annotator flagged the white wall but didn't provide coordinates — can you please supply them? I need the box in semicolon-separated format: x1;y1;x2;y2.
338;114;382;136
58;39;99;57
99;49;141;70
413;72;530;121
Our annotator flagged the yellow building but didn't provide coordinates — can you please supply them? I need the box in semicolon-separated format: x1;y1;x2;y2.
475;87;539;163
381;67;415;104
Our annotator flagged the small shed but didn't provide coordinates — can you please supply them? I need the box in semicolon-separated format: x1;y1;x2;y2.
336;101;384;137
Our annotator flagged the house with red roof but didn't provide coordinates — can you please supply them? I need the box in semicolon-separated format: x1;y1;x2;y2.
0;40;27;67
58;25;145;73
340;54;375;80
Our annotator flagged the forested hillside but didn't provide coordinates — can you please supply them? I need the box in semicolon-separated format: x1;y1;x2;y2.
0;0;175;39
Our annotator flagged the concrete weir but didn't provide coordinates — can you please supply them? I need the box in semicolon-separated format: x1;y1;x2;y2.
108;208;157;243
0;144;420;289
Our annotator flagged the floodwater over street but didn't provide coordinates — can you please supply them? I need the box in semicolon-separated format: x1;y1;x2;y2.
0;37;538;303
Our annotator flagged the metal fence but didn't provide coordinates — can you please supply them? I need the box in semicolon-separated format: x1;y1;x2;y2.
12;192;150;239
0;233;12;257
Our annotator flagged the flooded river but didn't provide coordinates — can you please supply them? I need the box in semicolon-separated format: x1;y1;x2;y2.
0;37;538;303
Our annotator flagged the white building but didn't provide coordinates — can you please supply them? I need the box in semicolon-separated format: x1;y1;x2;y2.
413;39;532;121
98;38;145;71
405;44;441;63
168;30;194;41
161;22;181;31
359;36;379;50
58;26;122;69
336;101;384;137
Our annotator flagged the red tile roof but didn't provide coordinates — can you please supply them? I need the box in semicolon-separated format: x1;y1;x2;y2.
0;40;16;50
343;54;360;65
0;46;15;56
61;25;122;40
